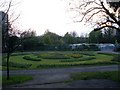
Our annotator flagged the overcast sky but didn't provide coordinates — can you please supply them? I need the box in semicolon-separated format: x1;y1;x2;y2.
1;0;94;36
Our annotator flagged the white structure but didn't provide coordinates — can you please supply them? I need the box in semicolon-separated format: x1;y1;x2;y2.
0;11;8;53
97;44;115;51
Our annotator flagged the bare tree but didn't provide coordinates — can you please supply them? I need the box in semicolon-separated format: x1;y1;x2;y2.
1;0;24;80
68;0;120;31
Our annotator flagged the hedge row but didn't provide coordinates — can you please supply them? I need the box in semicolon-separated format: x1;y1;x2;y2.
2;60;32;68
61;57;96;62
37;61;117;69
68;54;83;58
38;53;70;59
23;56;41;61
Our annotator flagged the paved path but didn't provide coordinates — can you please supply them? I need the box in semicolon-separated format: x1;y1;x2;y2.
2;65;119;76
2;65;120;88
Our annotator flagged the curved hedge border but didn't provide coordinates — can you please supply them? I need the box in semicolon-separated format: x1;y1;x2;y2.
37;61;117;69
60;57;96;62
23;56;41;61
68;54;83;58
38;53;70;59
2;60;32;68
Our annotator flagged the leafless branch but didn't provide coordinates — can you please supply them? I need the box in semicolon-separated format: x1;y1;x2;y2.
100;2;120;26
87;10;104;21
2;0;12;21
84;7;102;15
10;14;20;23
75;8;104;22
94;25;120;31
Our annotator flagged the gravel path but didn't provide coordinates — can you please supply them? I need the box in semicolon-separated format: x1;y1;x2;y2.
2;65;120;88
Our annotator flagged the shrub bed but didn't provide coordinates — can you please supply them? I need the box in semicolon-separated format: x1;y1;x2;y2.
61;57;96;62
37;60;117;69
23;56;41;61
2;60;32;68
97;52;115;56
38;53;70;59
68;54;83;58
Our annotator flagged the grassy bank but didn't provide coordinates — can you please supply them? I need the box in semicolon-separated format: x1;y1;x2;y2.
2;75;33;86
70;71;120;83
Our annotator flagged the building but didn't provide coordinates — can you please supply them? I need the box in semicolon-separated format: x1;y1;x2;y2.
0;11;8;53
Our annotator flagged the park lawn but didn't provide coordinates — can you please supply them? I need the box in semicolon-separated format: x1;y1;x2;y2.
2;51;120;70
70;71;120;83
2;75;33;86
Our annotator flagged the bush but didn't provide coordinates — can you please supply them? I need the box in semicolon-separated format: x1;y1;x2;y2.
23;56;41;61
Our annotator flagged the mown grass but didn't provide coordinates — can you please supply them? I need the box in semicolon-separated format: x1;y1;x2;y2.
2;51;120;70
2;75;33;86
70;71;120;83
112;54;120;62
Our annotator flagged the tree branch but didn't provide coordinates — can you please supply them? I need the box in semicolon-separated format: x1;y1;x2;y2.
87;10;104;21
100;2;120;27
2;0;12;21
94;25;120;31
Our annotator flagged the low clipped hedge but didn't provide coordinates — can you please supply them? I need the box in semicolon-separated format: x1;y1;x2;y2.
97;52;115;56
61;57;96;62
37;61;117;69
68;54;83;58
23;56;41;61
2;60;31;69
37;64;81;68
38;53;70;59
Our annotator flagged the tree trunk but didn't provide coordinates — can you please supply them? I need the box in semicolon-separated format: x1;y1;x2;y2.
7;52;10;80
